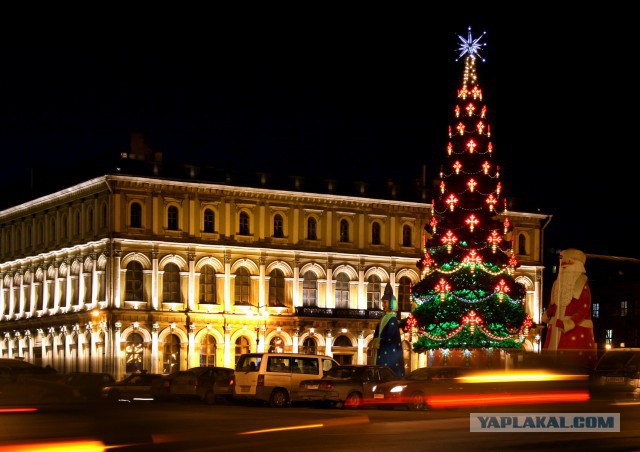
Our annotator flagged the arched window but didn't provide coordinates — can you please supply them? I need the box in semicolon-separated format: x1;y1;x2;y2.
307;217;317;240
167;206;179;230
402;225;412;247
518;233;527;255
273;214;284;238
235;336;251;364
372;221;381;245
335;273;350;309
15;229;21;252
239;211;250;236
130;202;142;228
163;263;181;303
235;267;251;305
302;271;318;307
398;276;412;312
339;219;349;243
204;208;215;233
163;334;180;374
26;225;31;247
199;265;217;304
268;268;285;306
200;335;216;367
333;335;351;347
125;261;144;301
37;222;44;245
126;333;144;373
367;275;382;310
268;336;285;353
302;337;317;355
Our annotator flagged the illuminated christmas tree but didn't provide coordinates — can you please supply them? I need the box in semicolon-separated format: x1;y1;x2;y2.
408;28;530;354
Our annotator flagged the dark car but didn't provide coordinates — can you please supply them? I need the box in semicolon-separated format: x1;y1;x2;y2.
100;372;164;402
591;348;640;400
299;364;397;409
0;359;84;410
169;366;235;404
64;372;116;401
371;366;471;411
151;371;180;402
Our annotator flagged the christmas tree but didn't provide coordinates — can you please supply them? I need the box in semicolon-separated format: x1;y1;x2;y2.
408;28;530;354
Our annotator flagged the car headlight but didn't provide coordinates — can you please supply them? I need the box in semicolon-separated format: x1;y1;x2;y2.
390;385;407;393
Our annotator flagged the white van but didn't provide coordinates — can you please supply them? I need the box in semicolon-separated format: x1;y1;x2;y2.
234;353;340;407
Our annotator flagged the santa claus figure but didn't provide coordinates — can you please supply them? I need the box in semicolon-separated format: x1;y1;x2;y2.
541;248;598;371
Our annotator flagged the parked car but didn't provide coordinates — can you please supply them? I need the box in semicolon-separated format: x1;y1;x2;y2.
100;372;164;402
234;353;340;407
299;364;397;409
64;372;116;401
169;366;235;404
591;348;640;400
0;358;84;410
151;371;179;402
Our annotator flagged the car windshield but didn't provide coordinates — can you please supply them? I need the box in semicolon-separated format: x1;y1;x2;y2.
596;351;640;371
325;367;361;379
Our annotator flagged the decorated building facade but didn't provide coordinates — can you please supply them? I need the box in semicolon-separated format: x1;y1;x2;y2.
0;166;549;379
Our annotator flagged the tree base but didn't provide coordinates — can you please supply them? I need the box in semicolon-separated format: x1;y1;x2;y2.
425;347;524;369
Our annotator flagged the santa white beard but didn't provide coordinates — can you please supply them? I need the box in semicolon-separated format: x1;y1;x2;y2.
555;261;586;310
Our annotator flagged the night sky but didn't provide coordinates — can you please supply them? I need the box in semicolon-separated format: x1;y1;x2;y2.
1;10;638;259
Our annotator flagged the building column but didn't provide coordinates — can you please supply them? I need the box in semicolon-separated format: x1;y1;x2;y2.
259;256;266;310
188;325;196;368
224;254;231;312
292;329;299;353
114;322;122;379
292;259;300;308
357;264;366;310
325;331;333;357
113;251;122;309
357;331;365;365
151;251;159;310
151;324;159;374
90;325;98;372
325;260;333;309
91;253;98;309
188;253;196;311
223;325;231;368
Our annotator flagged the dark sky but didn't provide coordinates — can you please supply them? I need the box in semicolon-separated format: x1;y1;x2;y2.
1;10;637;259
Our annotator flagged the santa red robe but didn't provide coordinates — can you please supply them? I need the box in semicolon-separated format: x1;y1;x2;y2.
542;275;598;371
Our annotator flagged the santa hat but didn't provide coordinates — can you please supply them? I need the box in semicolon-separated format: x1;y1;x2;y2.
561;248;586;264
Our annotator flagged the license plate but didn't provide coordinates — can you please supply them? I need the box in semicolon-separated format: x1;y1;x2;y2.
307;385;319;390
606;377;625;384
373;394;384;399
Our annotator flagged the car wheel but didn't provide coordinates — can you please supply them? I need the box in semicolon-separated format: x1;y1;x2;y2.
204;390;216;405
344;392;363;409
269;389;288;408
407;391;426;411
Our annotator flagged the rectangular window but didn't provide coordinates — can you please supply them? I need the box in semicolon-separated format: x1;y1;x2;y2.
621;301;628;317
606;329;613;344
593;303;600;319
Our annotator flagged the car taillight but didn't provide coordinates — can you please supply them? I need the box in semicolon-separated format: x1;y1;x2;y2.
228;378;235;387
257;375;265;387
319;382;334;391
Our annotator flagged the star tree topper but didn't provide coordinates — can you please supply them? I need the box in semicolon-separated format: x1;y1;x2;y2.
456;26;487;61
